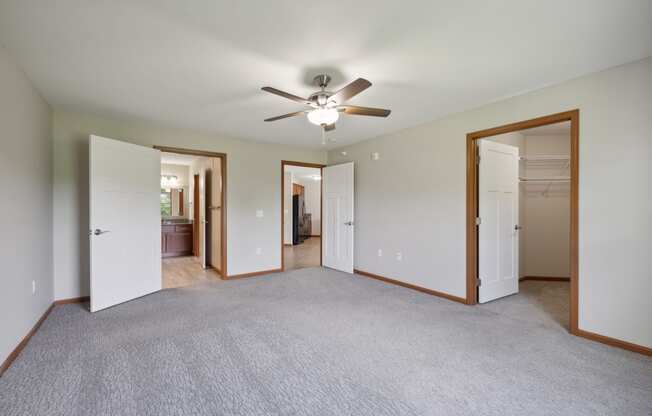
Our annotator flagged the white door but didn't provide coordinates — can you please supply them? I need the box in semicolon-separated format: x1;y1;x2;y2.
322;162;354;273
478;140;520;303
199;170;207;269
209;159;222;271
89;135;161;312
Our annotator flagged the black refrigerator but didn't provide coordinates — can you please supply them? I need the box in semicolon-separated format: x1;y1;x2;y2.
292;194;306;245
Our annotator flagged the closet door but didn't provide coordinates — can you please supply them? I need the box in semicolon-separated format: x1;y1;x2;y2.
478;141;519;303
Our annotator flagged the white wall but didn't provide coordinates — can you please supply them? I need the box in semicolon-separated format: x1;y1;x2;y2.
52;111;326;299
161;163;189;187
521;134;570;278
294;176;321;236
328;58;652;348
283;171;293;244
0;44;52;364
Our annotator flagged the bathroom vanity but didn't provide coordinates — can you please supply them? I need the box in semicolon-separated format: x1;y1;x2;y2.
161;220;193;257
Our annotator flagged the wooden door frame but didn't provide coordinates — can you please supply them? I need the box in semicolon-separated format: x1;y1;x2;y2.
466;109;579;334
155;146;228;278
281;160;326;271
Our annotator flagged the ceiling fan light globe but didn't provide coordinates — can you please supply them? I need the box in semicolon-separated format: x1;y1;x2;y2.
307;108;339;126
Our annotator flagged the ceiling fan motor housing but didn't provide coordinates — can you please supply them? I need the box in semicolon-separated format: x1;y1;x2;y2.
309;91;333;106
313;74;331;89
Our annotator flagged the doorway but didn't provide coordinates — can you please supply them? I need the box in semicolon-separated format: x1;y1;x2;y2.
157;146;227;288
466;110;579;333
281;161;325;271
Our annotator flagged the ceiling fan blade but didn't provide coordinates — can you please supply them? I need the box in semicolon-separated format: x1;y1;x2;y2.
261;87;311;105
328;78;372;104
339;105;391;117
264;111;306;122
324;123;336;132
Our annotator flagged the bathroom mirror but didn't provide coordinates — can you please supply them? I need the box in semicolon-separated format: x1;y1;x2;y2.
161;188;186;217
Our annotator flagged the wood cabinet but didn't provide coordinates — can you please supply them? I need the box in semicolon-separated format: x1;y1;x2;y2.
162;224;193;257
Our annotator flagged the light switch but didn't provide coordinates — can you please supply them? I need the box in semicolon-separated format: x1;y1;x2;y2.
371;152;380;161
256;210;264;218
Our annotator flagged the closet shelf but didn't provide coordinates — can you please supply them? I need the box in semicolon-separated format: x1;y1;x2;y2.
519;177;570;183
519;155;569;161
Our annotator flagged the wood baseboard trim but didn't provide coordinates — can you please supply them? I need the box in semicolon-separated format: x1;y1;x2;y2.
356;271;649;356
354;269;467;304
309;235;321;238
226;268;282;280
54;296;90;305
0;303;54;376
1;296;90;376
519;276;570;282
575;329;652;356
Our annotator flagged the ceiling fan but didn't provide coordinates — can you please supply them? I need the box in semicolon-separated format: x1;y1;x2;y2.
262;74;391;144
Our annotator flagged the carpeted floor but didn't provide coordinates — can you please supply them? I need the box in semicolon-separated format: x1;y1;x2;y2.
1;268;650;415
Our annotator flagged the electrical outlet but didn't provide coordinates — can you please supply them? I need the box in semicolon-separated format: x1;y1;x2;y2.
256;247;262;255
377;249;383;257
396;252;403;261
32;280;36;295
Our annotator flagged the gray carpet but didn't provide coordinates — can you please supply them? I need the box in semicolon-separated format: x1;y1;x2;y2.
1;268;650;416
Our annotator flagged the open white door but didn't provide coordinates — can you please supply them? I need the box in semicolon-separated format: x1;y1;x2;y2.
89;135;161;312
208;159;222;272
199;170;207;269
478;140;519;303
322;162;354;273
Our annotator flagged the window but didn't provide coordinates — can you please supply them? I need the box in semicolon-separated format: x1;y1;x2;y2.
161;189;172;216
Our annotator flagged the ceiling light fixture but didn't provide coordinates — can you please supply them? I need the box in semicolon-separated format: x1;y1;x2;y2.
307;108;339;126
161;175;179;188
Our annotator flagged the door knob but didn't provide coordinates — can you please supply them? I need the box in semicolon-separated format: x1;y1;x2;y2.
344;221;354;226
93;229;110;236
514;225;522;230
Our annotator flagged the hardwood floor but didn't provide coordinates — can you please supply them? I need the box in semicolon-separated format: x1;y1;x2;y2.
162;256;221;289
284;237;320;271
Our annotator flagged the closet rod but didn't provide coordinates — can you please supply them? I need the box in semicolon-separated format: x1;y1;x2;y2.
519;155;569;161
519;177;570;182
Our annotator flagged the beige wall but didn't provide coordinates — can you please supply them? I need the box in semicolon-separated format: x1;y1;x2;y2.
0;44;52;363
521;134;570;278
161;163;189;187
328;58;652;348
283;172;293;244
53;111;326;299
294;176;321;236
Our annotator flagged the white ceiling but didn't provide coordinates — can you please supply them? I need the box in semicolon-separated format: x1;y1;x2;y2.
160;152;200;166
0;1;650;149
285;165;321;181
521;121;571;136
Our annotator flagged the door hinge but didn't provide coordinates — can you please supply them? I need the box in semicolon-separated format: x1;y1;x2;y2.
475;217;481;226
476;155;481;165
476;278;482;287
